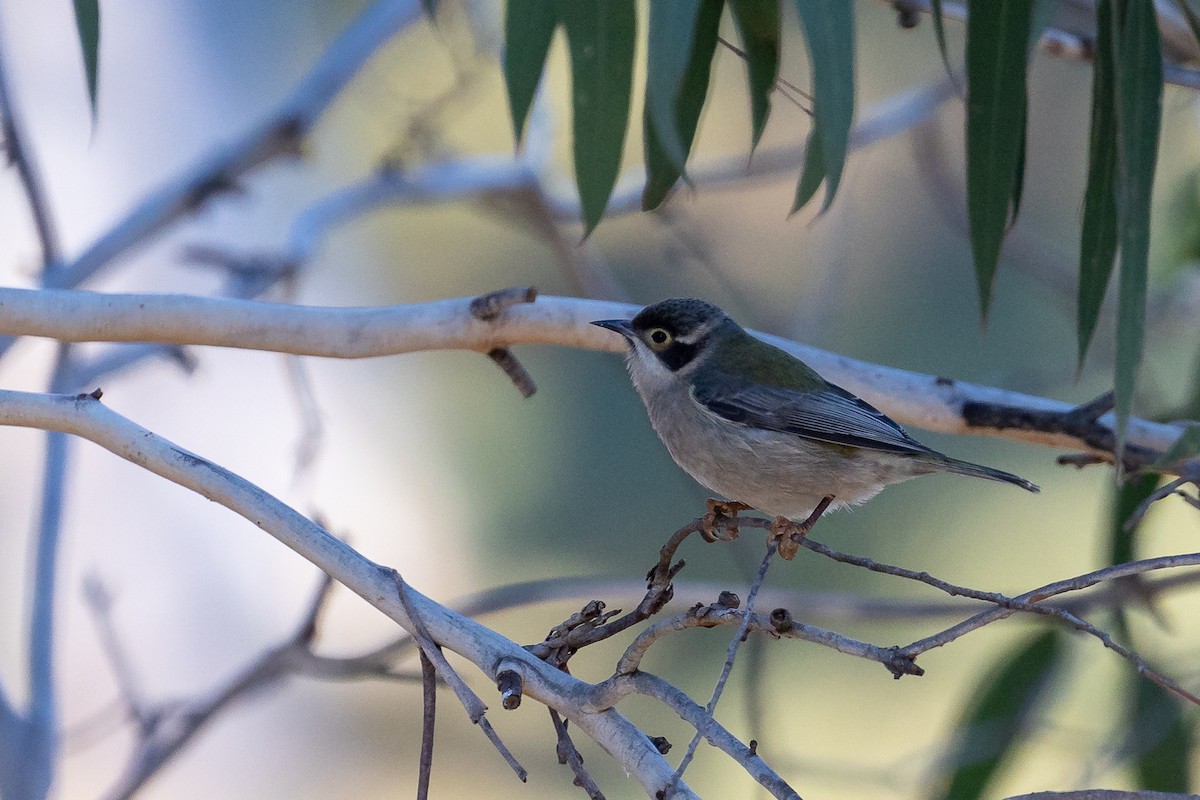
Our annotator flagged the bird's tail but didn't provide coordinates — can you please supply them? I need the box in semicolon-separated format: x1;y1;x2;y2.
932;455;1040;493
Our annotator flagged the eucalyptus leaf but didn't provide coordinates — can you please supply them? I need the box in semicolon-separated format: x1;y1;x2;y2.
729;0;780;151
643;0;723;210
1131;678;1194;791
555;0;636;235
1113;0;1163;461
503;0;558;146
792;0;855;212
73;0;100;119
1152;423;1200;470
1078;0;1119;369
965;0;1034;320
933;631;1062;800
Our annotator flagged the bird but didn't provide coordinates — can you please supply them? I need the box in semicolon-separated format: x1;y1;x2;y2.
591;298;1037;551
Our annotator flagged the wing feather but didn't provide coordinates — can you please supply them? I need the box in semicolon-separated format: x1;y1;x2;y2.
694;380;935;455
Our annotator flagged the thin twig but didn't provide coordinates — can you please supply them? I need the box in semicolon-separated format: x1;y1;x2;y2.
626;672;802;800
664;544;779;798
391;571;528;782
417;649;436;800
551;709;605;800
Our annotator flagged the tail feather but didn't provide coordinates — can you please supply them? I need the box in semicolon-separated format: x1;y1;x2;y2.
934;455;1040;493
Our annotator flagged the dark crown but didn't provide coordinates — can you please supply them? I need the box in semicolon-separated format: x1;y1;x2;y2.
631;298;727;336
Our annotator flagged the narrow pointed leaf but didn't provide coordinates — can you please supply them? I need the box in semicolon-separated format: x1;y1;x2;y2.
965;0;1034;319
1112;0;1163;461
73;0;100;118
1010;102;1028;225
555;0;636;235
729;0;780;151
1107;472;1158;568
1131;679;1193;791
929;0;959;87
1078;0;1119;368
1029;0;1063;49
504;0;558;146
933;631;1062;800
792;0;855;212
791;128;825;215
643;0;723;210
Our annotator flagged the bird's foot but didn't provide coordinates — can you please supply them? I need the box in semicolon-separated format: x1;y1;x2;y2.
700;499;753;542
769;517;805;560
769;496;835;560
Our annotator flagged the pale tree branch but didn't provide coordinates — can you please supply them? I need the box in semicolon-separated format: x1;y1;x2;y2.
0;289;1184;465
0;388;703;800
41;0;425;293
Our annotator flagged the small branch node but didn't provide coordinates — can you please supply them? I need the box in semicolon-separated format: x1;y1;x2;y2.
649;735;672;755
469;286;538;320
495;669;523;710
486;347;537;398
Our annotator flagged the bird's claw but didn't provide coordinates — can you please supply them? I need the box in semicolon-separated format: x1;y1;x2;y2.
769;517;807;560
700;499;752;542
769;496;834;560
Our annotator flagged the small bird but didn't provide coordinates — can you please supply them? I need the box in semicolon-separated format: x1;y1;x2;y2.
592;299;1037;544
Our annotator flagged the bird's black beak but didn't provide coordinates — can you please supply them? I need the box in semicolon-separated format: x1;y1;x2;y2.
590;319;635;338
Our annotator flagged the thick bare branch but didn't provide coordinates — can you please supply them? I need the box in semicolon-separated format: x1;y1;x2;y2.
0;388;698;799
0;289;1183;463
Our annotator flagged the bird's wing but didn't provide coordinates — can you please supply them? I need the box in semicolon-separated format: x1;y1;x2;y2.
693;380;936;455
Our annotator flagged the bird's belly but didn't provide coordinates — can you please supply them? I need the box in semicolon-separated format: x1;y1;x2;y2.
649;403;920;521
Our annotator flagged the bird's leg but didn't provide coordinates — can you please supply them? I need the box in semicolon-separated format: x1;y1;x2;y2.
770;495;835;560
700;499;754;542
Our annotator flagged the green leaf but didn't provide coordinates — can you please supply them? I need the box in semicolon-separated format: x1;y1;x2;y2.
642;0;723;211
792;0;855;213
555;0;636;235
503;0;558;146
72;0;100;118
1112;0;1163;464
1078;0;1120;369
933;631;1062;800
729;0;780;151
1130;678;1194;792
1028;0;1063;50
791;127;825;215
965;0;1034;319
929;0;958;86
1106;472;1158;572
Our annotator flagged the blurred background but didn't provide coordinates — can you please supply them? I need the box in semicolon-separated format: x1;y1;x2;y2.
1;0;1199;798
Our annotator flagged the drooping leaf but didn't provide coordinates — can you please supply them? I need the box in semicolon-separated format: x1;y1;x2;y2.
792;0;855;212
933;631;1062;800
72;0;100;119
965;0;1034;319
643;0;723;210
729;0;781;151
791;127;825;215
1028;0;1064;49
503;0;558;146
1130;678;1194;792
555;0;636;235
1106;473;1158;588
1078;0;1120;369
929;0;957;85
1112;0;1163;464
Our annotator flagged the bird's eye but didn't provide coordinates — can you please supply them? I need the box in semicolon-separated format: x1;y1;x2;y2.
646;328;672;349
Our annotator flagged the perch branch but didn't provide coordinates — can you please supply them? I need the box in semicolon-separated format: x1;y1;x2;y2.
0;289;1184;464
